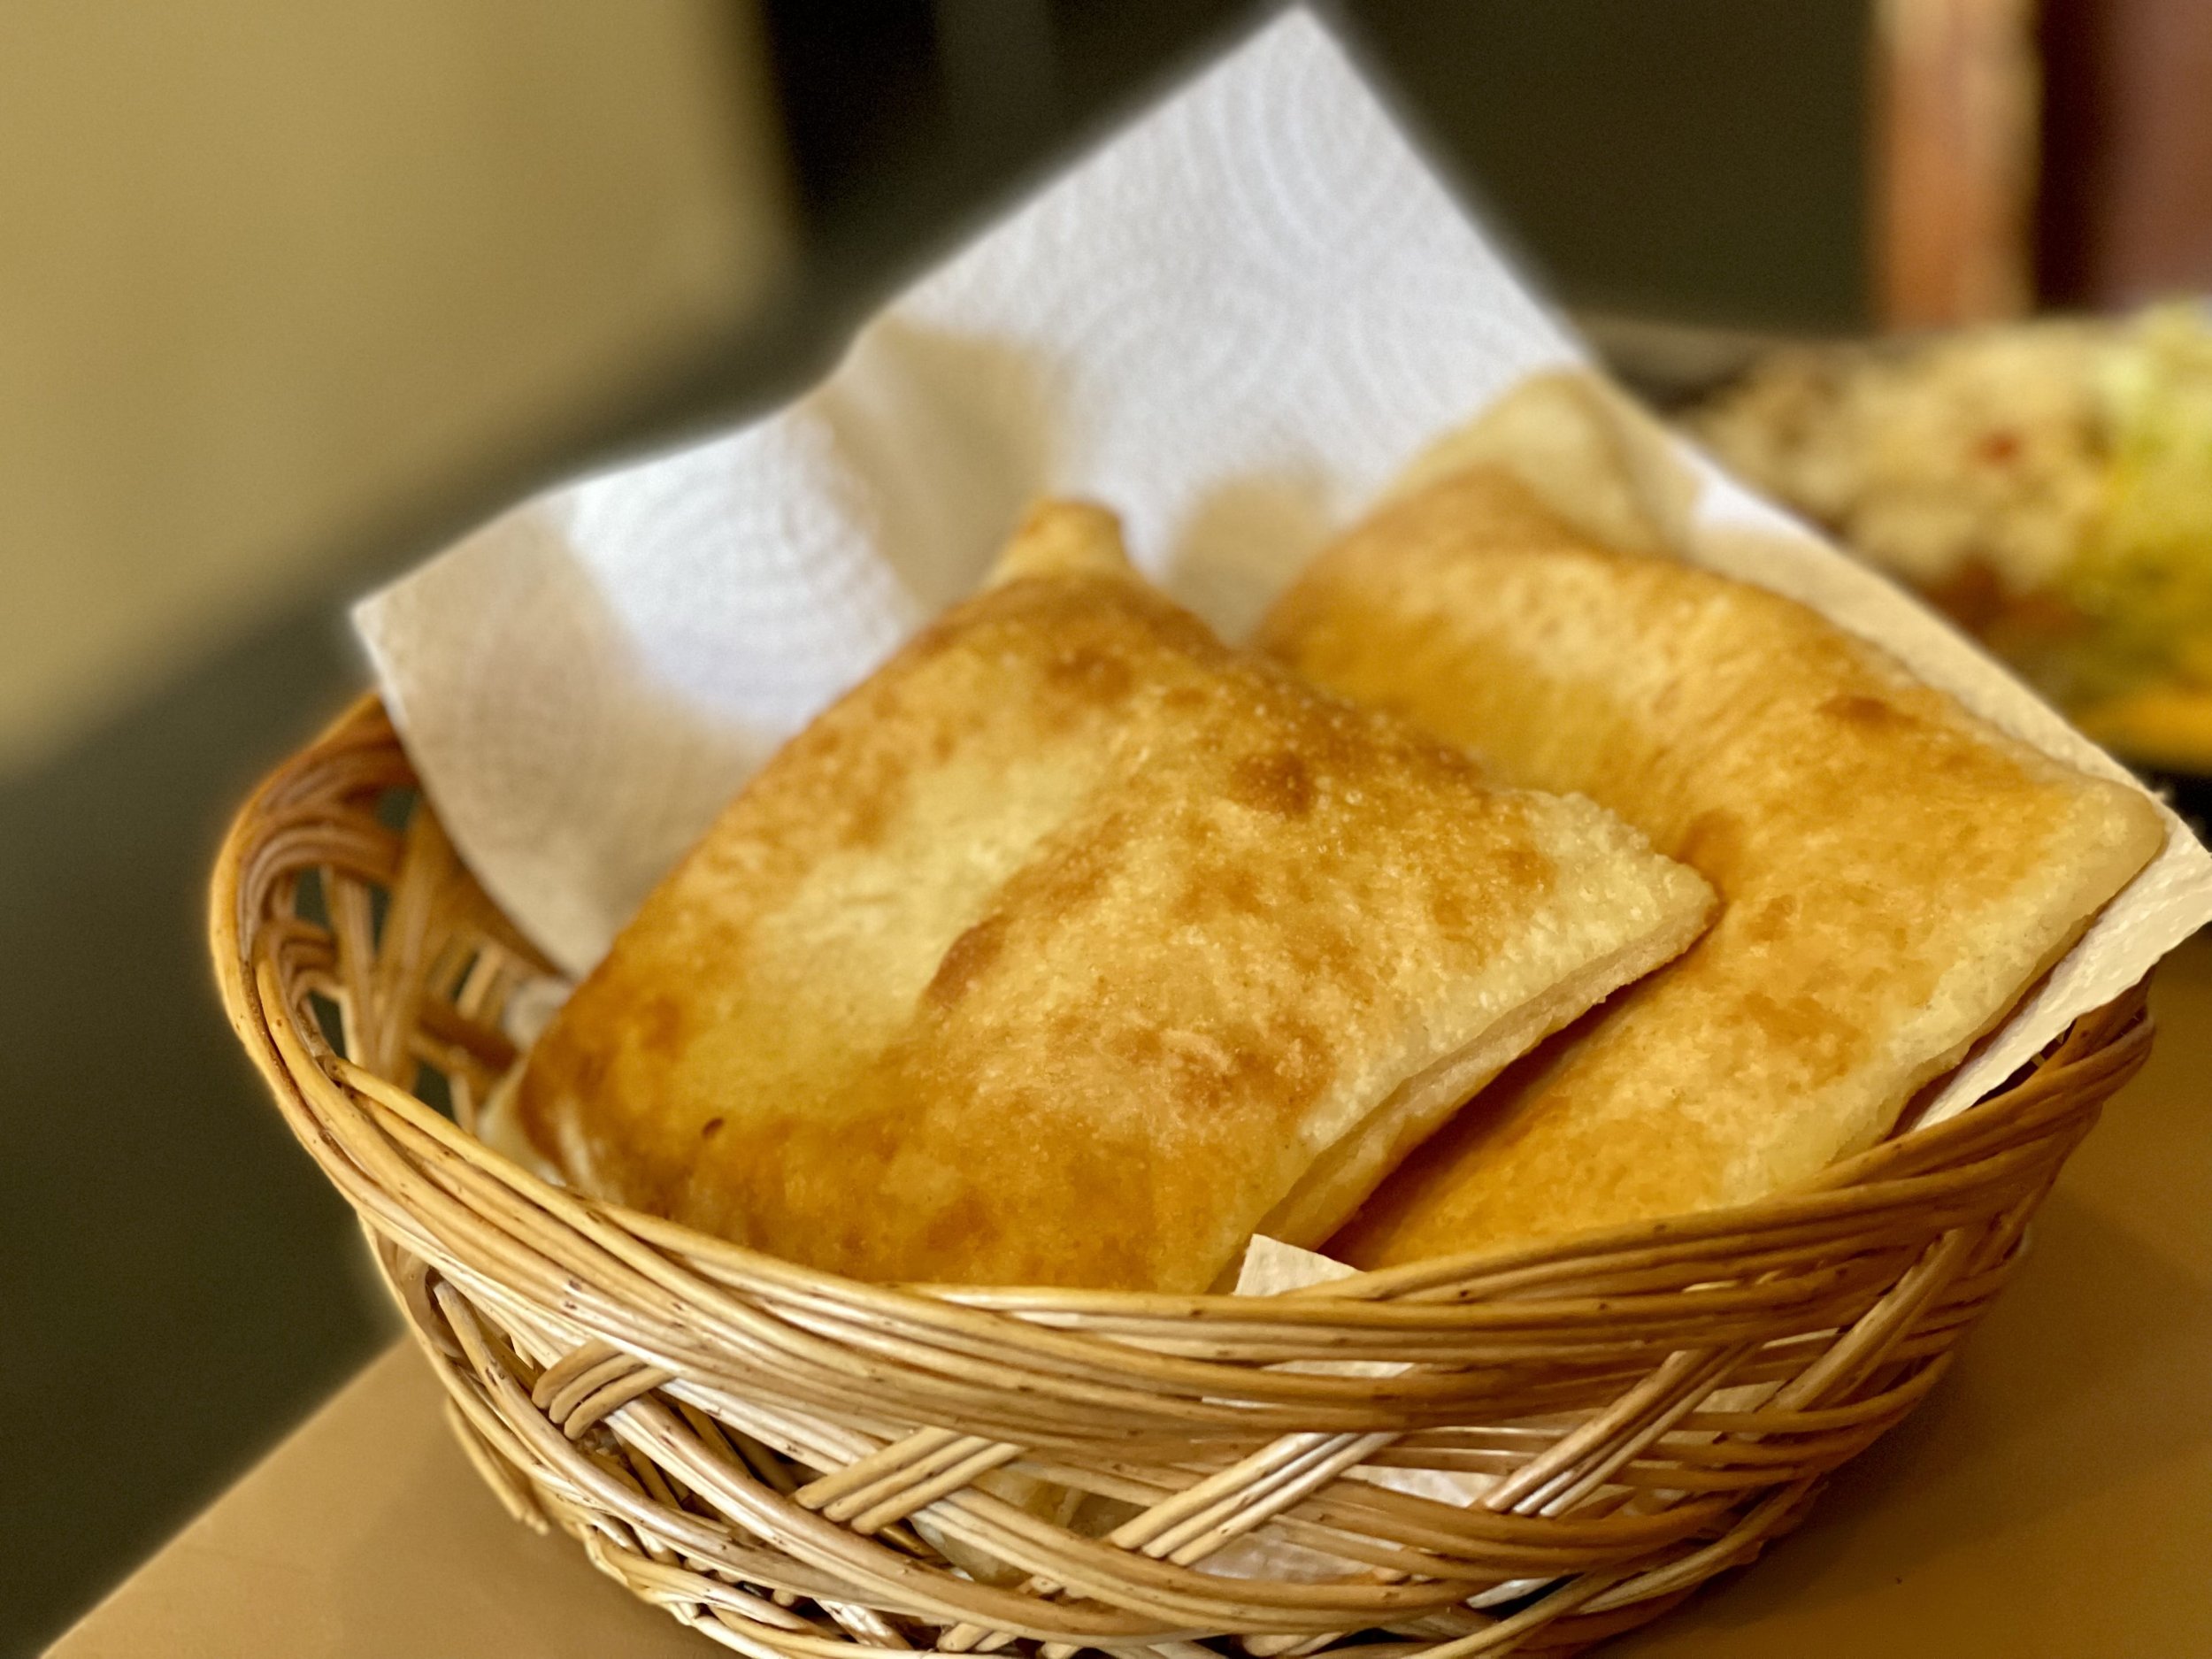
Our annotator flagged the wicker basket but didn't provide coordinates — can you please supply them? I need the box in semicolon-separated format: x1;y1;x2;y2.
211;695;2155;1657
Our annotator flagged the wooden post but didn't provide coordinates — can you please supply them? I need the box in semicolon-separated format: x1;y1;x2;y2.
1873;0;2040;330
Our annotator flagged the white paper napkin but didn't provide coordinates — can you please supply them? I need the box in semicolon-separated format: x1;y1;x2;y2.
357;7;2212;1127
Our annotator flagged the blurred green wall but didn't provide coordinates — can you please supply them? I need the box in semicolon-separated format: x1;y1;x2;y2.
0;0;792;772
1343;0;1870;328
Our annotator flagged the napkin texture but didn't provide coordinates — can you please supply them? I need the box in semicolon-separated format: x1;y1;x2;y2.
357;10;1574;976
357;8;2211;1127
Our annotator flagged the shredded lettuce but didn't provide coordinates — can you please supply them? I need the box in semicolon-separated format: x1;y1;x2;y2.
2035;304;2212;706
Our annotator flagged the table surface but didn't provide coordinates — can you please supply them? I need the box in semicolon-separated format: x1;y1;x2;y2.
51;940;2212;1657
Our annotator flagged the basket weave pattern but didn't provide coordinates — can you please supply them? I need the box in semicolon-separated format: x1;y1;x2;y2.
212;699;2154;1657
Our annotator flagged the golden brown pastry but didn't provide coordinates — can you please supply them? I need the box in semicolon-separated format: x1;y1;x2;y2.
517;501;1713;1291
1258;465;2165;1267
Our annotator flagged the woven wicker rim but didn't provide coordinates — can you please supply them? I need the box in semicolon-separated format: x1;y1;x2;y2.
210;695;2155;1657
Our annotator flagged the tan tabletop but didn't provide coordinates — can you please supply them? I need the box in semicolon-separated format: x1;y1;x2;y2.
53;941;2212;1657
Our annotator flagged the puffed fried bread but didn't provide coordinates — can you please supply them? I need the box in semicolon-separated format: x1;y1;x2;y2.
1259;465;2164;1266
518;501;1713;1291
